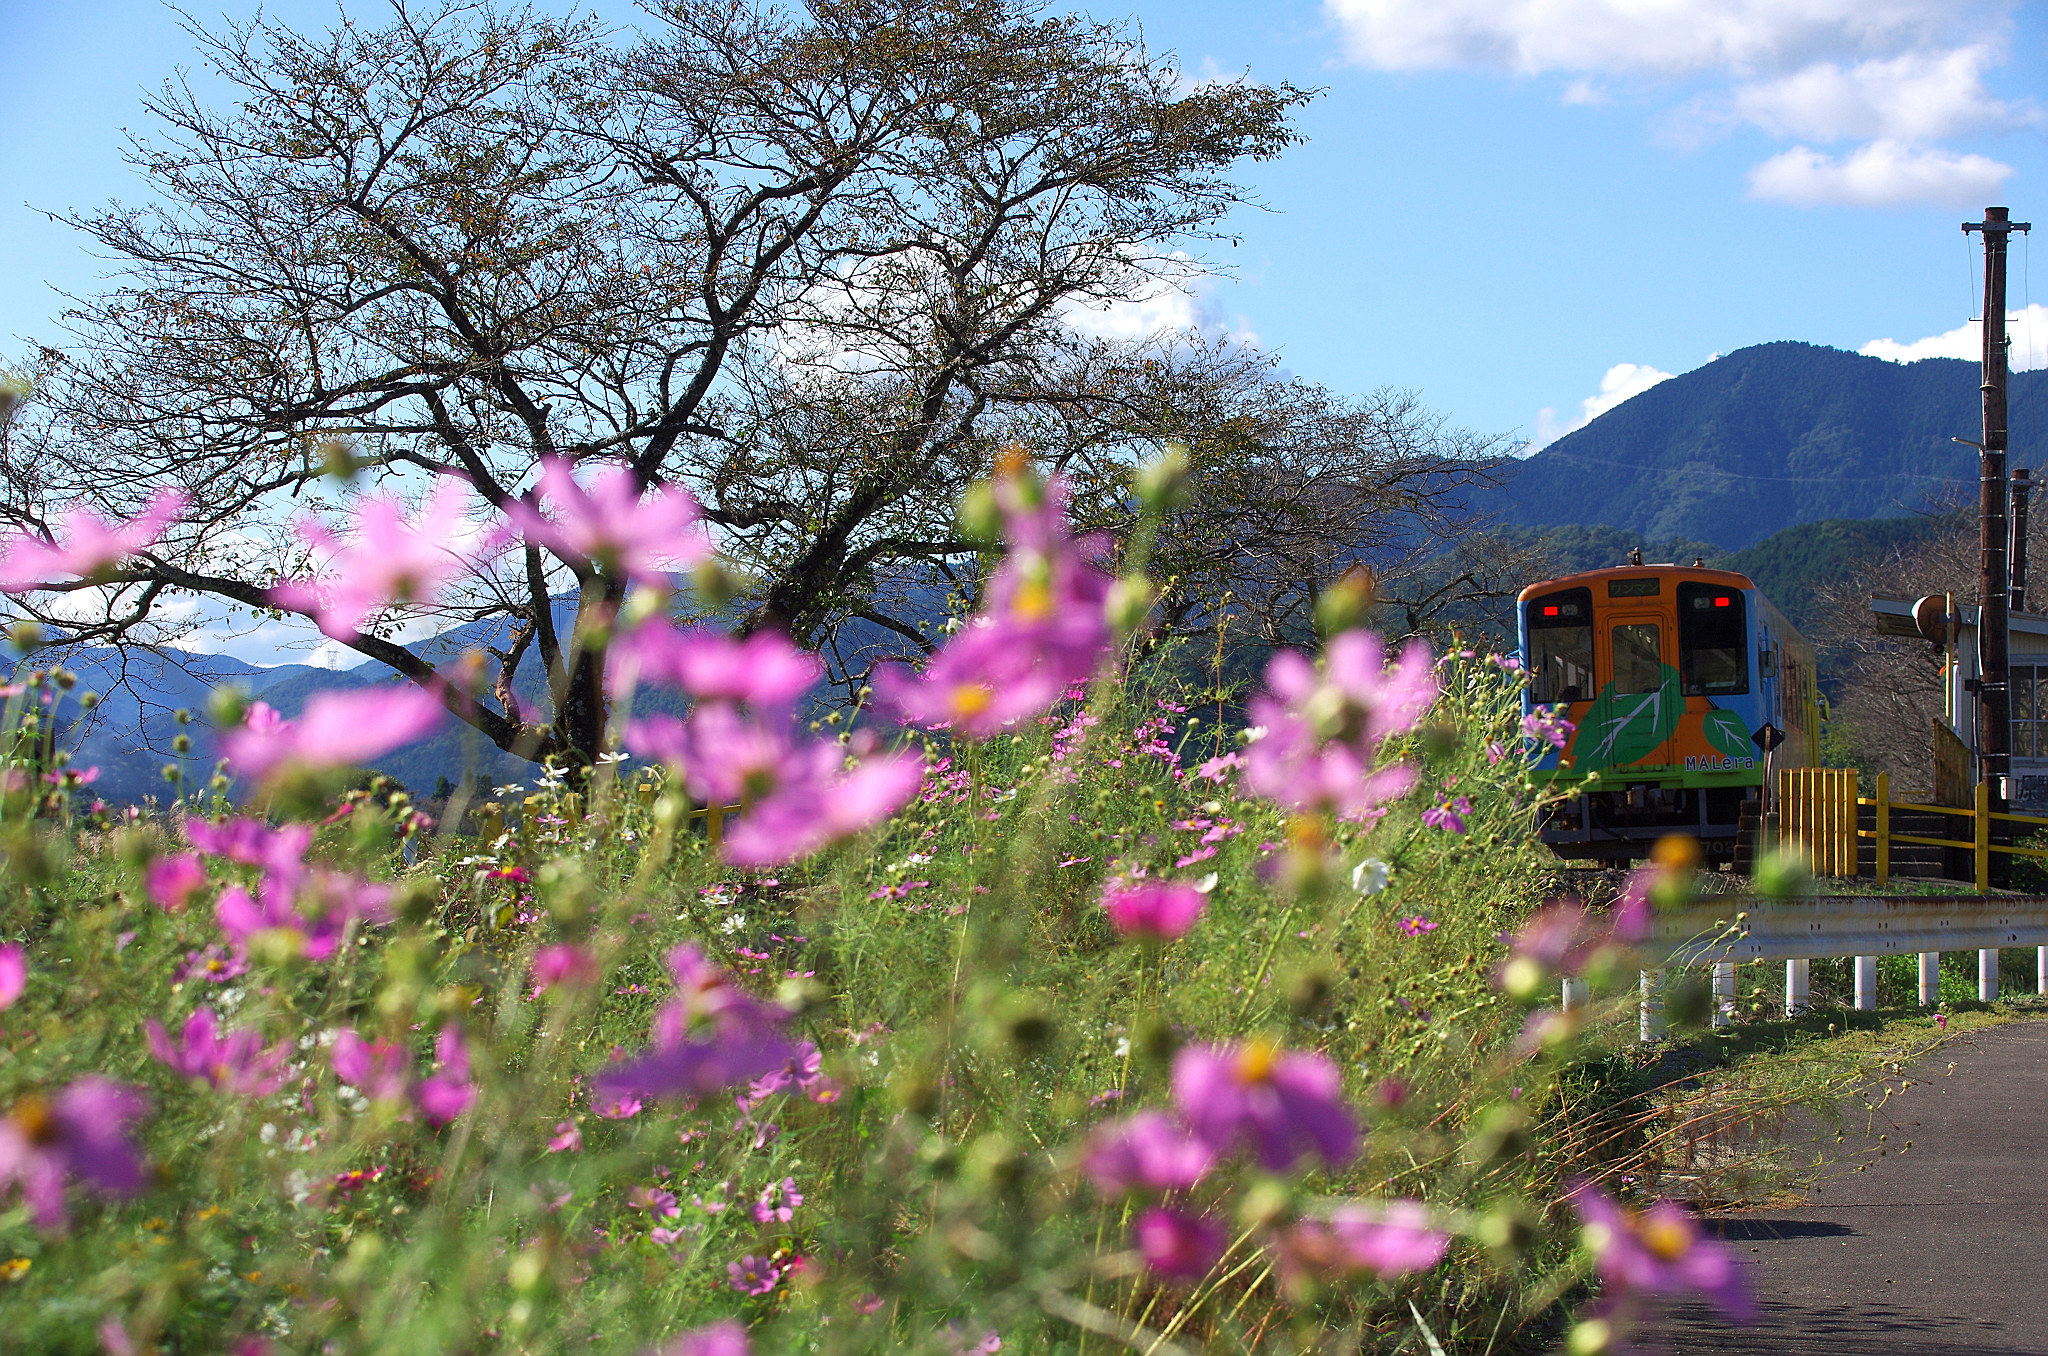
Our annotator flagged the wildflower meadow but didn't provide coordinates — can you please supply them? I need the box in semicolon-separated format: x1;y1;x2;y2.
0;448;1764;1354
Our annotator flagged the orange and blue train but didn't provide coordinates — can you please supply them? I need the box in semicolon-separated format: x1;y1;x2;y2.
1517;562;1819;861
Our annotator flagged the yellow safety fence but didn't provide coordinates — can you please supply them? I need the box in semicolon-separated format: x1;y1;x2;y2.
1777;767;1859;877
1777;768;2048;888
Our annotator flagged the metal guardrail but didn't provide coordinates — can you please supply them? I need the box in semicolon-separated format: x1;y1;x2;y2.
1654;895;2048;964
1560;895;2048;1041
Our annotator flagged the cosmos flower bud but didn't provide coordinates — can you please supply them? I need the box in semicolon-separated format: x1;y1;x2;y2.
1133;444;1190;512
956;480;1003;544
1105;575;1154;634
1313;568;1377;638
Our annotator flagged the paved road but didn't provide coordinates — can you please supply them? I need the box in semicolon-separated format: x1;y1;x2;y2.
1649;1019;2048;1354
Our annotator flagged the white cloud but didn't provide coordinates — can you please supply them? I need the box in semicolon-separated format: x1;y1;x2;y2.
1529;361;1677;451
1747;140;2012;208
1059;252;1260;349
1724;47;2031;143
1322;0;2023;211
1862;305;2048;372
1324;0;1973;77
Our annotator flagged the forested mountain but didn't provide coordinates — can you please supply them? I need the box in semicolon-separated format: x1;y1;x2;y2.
1495;343;2047;550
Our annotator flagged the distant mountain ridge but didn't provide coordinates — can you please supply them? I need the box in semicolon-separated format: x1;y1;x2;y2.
32;341;2042;799
1496;342;2047;550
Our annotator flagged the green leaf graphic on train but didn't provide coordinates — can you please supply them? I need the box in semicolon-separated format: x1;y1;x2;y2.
1575;665;1684;769
1700;709;1752;760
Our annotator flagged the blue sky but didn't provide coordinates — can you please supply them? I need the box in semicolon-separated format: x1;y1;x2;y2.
2;0;2044;458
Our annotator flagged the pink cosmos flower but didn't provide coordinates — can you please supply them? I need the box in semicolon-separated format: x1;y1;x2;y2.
745;1041;834;1105
1241;630;1435;820
502;458;712;585
1133;1206;1226;1279
1171;1041;1359;1173
0;1077;151;1229
727;1254;782;1295
1522;705;1575;752
146;1008;289;1095
413;1026;477;1126
0;943;23;1009
145;854;209;912
331;1030;413;1103
0;489;186;593
1422;795;1473;833
1082;1110;1217;1194
648;1320;750;1356
609;624;821;706
598;947;798;1104
175;945;246;985
753;1177;802;1223
215;870;391;963
1100;879;1207;941
269;481;491;639
1284;1201;1449;1279
658;944;764;1032
1573;1182;1754;1322
547;1121;583;1153
946;1325;1002;1356
1504;877;1654;990
876;475;1112;737
626;707;922;868
532;943;599;994
1397;915;1439;937
1505;902;1608;979
221;688;445;783
43;764;99;791
630;1184;682;1217
183;817;312;872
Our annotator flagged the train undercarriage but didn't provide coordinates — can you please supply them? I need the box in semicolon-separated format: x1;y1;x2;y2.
1538;783;1761;863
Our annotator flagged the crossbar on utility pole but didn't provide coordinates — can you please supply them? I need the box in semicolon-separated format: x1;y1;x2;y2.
1964;206;2032;863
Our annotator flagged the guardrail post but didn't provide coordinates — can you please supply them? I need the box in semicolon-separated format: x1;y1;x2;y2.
1855;955;1877;1010
1981;949;2001;1002
2039;947;2047;996
1713;961;1736;1028
1920;952;1941;1006
1639;968;1665;1043
1977;780;1992;890
1875;772;1891;884
1785;958;1810;1015
1562;976;1590;1011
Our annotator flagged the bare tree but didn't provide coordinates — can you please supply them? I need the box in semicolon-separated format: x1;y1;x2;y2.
1810;498;2013;797
2;0;1498;767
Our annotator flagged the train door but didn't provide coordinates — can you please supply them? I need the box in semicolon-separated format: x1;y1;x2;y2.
1581;606;1682;771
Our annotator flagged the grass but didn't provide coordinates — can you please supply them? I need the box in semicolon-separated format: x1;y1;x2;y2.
0;642;1993;1355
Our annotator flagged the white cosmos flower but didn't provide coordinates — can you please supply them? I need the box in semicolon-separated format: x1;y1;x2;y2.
1352;857;1391;896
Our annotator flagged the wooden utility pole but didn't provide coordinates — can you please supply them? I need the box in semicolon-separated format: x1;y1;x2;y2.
1964;205;2032;807
2012;466;2032;613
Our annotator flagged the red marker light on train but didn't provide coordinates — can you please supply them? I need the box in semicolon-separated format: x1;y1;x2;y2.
1542;606;1559;616
1714;596;1731;608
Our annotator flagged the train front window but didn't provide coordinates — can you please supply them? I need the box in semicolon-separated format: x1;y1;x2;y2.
1677;583;1749;696
1526;587;1594;703
1611;622;1663;694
